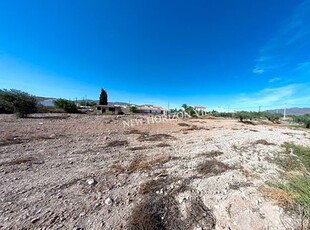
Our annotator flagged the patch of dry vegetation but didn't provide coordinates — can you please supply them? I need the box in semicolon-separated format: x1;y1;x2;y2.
197;160;231;176
128;180;216;230
127;194;187;230
156;143;171;148
127;146;150;151
198;150;224;158
184;125;210;131
125;129;148;135
0;156;43;166
178;123;190;127
0;134;60;147
106;140;129;148
138;133;176;142
110;153;171;174
253;139;276;146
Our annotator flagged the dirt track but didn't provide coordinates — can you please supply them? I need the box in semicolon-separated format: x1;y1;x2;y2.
0;114;309;229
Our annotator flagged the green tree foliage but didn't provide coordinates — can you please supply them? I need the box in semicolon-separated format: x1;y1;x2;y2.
129;106;137;113
293;114;310;128
263;112;282;124
99;88;108;105
234;111;255;122
54;99;78;113
0;89;38;118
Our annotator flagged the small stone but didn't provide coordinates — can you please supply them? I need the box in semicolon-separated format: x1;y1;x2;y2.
86;178;97;185
31;217;40;223
105;197;113;206
79;212;85;217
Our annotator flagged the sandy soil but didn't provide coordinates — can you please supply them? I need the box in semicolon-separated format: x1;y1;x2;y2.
0;114;309;230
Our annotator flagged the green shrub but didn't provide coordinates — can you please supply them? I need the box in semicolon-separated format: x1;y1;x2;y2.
54;99;78;113
0;89;38;118
263;112;282;124
293;115;310;128
129;106;137;113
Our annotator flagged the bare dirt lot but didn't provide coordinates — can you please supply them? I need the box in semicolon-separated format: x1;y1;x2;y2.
0;114;309;229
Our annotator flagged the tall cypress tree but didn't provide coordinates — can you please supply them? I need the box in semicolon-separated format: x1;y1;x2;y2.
99;88;108;105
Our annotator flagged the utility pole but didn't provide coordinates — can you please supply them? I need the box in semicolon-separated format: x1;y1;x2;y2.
259;106;261;113
283;106;287;121
167;102;170;110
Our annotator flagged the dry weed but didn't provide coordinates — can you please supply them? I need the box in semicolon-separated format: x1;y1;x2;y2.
128;146;150;151
156;143;171;148
197;160;231;176
138;133;176;142
106;140;129;147
260;187;295;207
198;150;224;158
253;139;276;146
178;123;190;127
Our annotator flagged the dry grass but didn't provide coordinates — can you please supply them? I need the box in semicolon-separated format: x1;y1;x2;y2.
253;139;276;146
110;163;127;174
127;194;187;230
0;156;44;166
125;129;148;135
249;129;259;132
178;123;190;127
0;134;60;147
127;146;150;151
138;133;176;142
139;178;172;195
197;160;231;176
229;181;253;190
110;153;170;174
198;150;224;158
185;125;209;131
127;193;216;230
156;143;171;148
106;140;129;148
260;187;295;207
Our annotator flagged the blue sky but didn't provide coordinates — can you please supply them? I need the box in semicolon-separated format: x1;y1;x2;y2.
0;0;309;110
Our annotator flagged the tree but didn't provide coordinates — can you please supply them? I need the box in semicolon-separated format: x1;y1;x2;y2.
129;106;137;113
54;99;78;113
263;112;282;124
181;104;188;110
293;114;310;128
0;89;38;118
99;88;108;105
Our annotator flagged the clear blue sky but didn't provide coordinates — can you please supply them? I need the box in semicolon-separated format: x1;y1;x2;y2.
0;0;309;110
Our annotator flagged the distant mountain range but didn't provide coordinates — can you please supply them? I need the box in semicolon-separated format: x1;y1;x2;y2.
266;107;310;116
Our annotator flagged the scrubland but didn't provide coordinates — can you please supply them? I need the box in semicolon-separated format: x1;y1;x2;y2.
0;114;309;229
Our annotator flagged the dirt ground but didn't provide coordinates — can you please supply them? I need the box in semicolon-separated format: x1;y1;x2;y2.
0;114;309;230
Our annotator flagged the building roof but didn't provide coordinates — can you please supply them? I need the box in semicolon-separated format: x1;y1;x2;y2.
96;105;121;108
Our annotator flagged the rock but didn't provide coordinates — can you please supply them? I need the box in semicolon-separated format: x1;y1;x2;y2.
105;197;113;206
86;178;97;185
31;217;40;223
104;136;108;140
